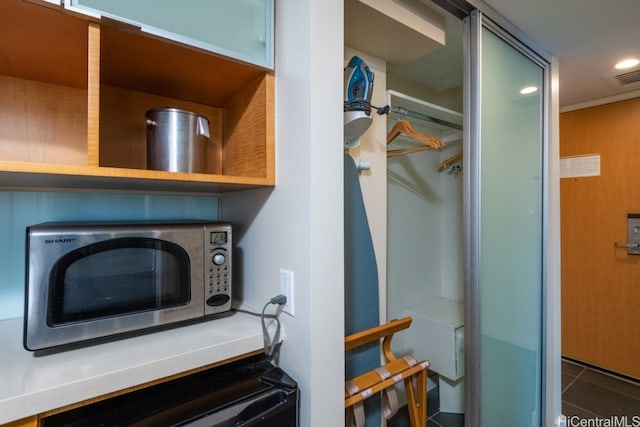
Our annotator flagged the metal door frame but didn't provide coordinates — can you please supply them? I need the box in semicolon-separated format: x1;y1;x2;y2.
431;1;562;425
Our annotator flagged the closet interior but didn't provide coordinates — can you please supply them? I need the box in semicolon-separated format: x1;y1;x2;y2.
345;0;466;421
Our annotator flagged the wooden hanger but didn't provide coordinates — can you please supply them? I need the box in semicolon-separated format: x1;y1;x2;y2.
387;146;433;158
386;119;443;149
438;151;463;171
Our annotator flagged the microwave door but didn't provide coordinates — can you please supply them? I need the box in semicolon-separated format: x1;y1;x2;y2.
50;238;191;325
25;236;198;351
56;248;151;324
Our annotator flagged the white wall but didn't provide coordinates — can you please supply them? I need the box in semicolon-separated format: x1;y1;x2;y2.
386;145;463;314
221;1;345;426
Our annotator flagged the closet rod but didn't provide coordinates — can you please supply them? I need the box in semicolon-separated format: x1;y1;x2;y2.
390;106;463;131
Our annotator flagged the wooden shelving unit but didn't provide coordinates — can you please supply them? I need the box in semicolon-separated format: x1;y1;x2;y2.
0;0;274;192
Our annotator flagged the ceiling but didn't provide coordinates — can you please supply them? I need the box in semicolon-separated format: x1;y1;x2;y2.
483;0;640;108
382;0;640;109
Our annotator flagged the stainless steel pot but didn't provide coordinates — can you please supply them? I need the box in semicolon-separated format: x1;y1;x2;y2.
145;108;210;173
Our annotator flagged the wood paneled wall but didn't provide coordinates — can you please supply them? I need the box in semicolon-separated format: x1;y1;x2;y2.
560;97;640;379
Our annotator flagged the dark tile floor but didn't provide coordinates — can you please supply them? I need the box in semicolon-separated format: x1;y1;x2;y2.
562;358;640;420
388;373;464;427
390;359;640;427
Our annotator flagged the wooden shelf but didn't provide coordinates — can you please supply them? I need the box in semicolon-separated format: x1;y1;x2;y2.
0;0;274;193
0;161;273;193
99;25;266;107
0;0;88;90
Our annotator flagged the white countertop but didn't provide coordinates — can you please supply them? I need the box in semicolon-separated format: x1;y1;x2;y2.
0;312;275;424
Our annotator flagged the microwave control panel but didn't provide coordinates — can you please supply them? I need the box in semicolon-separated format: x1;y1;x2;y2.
204;224;232;315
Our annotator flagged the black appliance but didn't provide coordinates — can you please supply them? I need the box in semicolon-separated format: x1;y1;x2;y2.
41;354;298;426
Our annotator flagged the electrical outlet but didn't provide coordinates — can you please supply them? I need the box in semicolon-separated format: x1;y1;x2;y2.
279;269;295;316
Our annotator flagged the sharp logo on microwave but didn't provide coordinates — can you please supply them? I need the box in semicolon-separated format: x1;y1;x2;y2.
44;238;76;244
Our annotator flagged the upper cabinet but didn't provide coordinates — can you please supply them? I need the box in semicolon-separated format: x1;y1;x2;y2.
63;0;274;69
0;0;274;193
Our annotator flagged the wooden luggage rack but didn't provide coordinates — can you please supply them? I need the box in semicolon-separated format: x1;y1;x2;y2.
345;317;430;427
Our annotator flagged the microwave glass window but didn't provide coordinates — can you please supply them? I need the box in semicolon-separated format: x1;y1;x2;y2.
48;238;191;325
211;231;227;245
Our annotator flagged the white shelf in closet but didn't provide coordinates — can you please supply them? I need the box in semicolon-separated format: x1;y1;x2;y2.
386;90;463;146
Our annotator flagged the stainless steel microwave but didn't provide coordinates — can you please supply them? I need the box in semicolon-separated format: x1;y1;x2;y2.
24;221;232;351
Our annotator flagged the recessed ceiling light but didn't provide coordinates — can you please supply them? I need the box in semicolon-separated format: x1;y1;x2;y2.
615;58;640;70
520;86;538;95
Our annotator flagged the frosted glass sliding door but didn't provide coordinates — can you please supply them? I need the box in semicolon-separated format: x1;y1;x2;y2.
480;26;543;426
465;10;551;427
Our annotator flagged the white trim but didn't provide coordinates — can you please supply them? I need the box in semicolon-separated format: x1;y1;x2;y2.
545;56;563;427
561;89;640;112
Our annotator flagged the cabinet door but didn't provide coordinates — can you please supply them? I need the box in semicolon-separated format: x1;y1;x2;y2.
64;0;273;69
2;416;37;427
